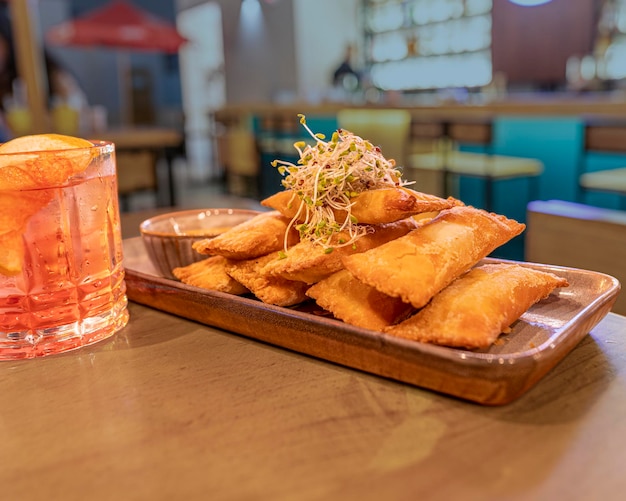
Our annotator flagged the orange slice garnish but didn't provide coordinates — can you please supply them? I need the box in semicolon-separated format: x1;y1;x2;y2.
0;133;95;190
0;133;93;154
0;134;96;275
0;232;24;276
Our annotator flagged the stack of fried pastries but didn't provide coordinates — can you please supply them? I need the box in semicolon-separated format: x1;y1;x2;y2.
172;187;569;349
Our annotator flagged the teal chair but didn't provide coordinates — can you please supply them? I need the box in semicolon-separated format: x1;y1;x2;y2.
489;116;585;203
457;116;585;260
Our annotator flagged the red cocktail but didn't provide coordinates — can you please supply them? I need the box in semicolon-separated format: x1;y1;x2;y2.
0;135;129;359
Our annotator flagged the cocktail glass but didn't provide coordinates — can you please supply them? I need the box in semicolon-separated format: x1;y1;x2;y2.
0;137;129;359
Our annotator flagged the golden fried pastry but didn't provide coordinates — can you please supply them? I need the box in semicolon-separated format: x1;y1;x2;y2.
412;211;441;225
261;188;460;225
307;269;415;331
261;217;420;284
384;263;569;349
342;205;526;309
192;211;299;260
225;252;310;307
173;256;249;295
347;188;462;224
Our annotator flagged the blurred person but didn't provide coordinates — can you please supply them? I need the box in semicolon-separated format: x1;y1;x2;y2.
332;44;361;92
0;11;87;139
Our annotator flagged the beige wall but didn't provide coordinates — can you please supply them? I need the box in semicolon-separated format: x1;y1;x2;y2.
176;0;360;105
177;0;296;104
293;0;361;103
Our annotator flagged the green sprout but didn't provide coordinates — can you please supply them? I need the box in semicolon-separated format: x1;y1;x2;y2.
271;114;413;252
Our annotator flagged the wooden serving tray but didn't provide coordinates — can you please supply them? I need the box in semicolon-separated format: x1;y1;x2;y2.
122;237;620;405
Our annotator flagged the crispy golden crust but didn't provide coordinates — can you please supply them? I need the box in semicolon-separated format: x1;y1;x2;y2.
261;188;460;224
261;217;420;284
307;269;415;331
224;252;310;307
349;188;462;224
192;211;299;260
172;256;249;295
342;205;526;309
383;264;569;349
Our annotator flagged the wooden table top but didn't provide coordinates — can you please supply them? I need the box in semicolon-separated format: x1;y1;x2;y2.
2;203;626;500
93;127;183;150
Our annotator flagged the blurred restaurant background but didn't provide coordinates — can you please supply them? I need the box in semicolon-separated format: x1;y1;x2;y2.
4;0;626;308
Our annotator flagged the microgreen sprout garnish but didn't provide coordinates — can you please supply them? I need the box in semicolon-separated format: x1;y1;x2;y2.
271;114;413;252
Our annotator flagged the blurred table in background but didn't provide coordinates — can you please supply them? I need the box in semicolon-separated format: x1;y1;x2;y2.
96;127;184;208
526;199;626;315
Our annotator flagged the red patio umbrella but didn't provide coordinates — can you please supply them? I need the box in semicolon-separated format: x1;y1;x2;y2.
46;0;187;125
46;0;187;53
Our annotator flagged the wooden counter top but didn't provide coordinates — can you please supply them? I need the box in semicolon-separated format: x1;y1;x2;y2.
213;94;626;123
2;201;626;500
214;99;626;152
94;127;183;149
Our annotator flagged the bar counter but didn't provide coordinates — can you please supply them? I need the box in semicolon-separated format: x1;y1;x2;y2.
2;202;626;500
213;94;626;123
